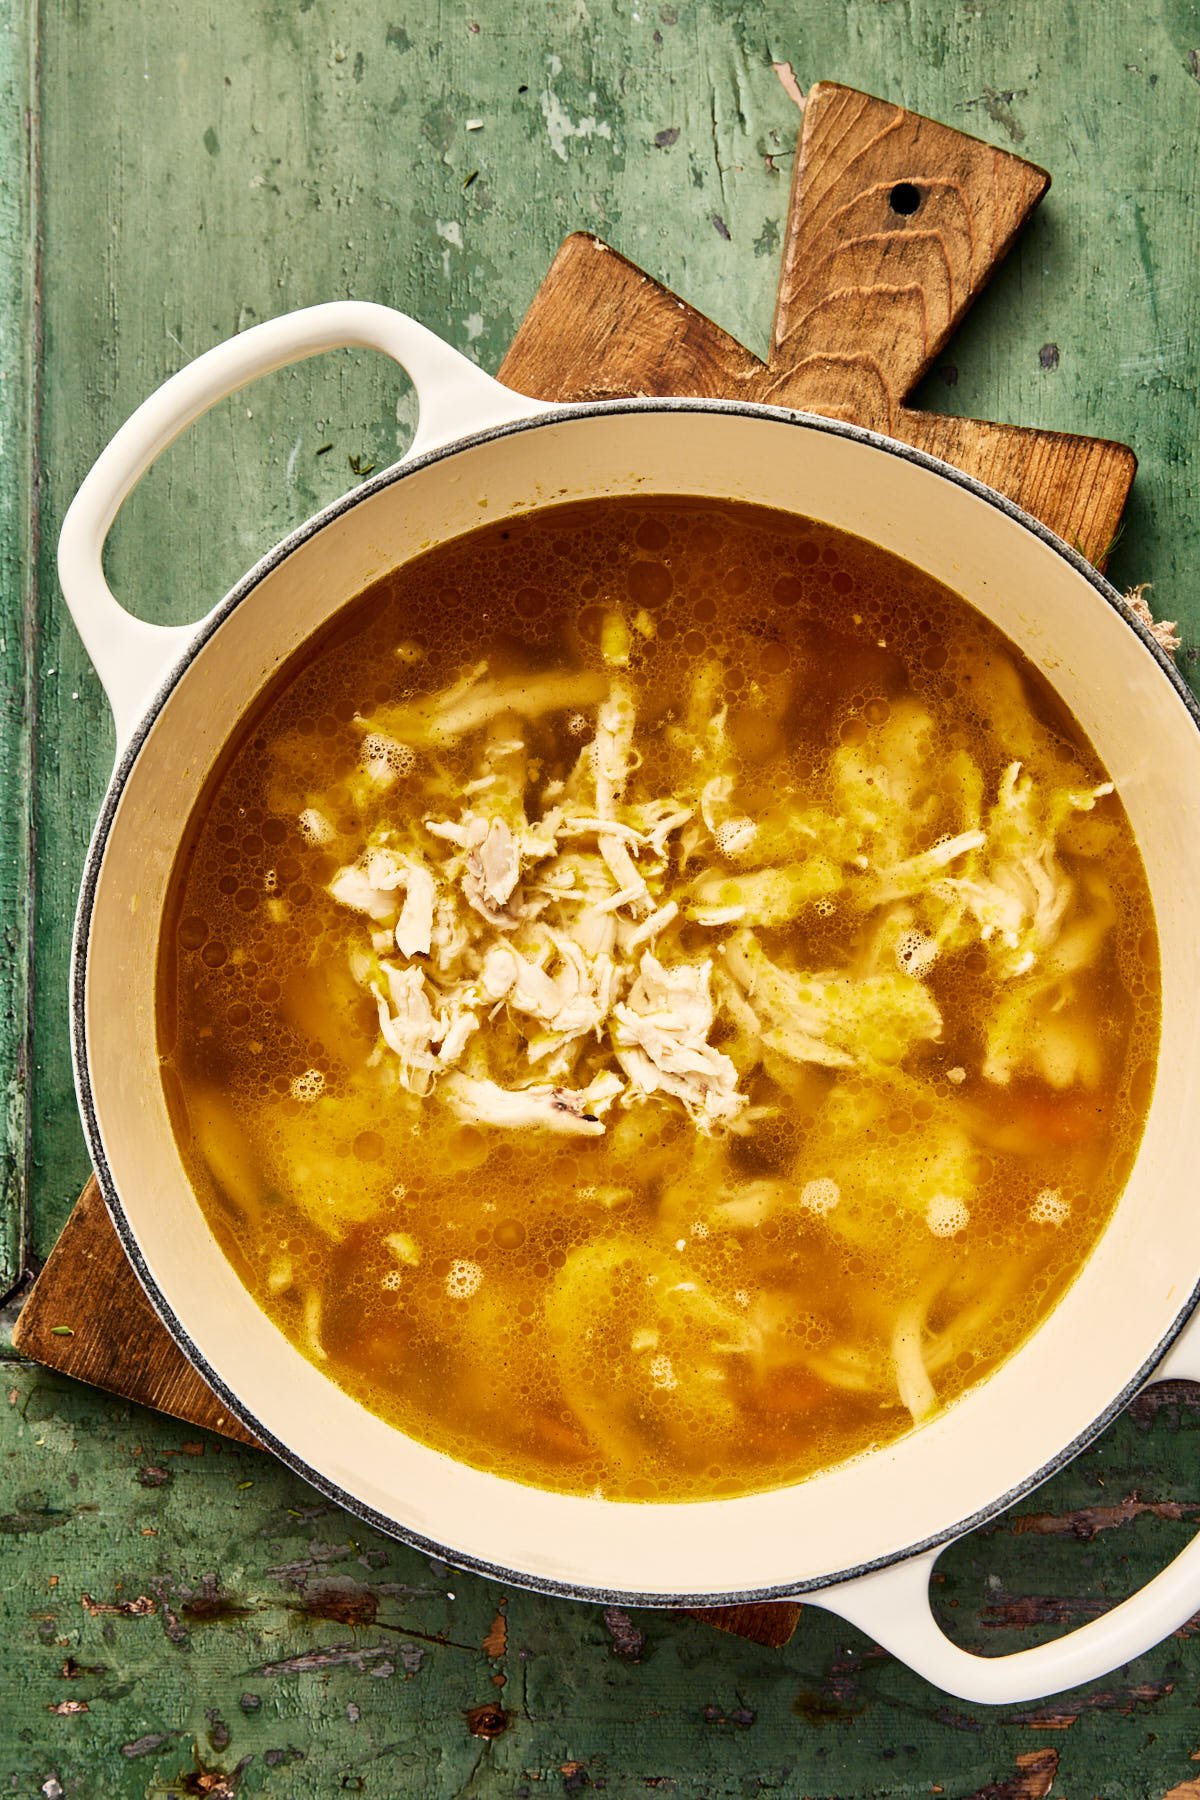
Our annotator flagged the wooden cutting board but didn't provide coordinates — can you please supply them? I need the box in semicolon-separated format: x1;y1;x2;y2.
12;81;1136;1651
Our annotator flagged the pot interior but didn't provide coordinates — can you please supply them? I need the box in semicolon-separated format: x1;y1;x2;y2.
79;406;1200;1601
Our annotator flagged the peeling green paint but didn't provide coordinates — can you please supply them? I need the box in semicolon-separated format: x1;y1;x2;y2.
4;1371;1200;1793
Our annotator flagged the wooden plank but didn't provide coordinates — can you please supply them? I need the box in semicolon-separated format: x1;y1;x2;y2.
0;0;35;1297
500;87;1135;560
12;1176;257;1446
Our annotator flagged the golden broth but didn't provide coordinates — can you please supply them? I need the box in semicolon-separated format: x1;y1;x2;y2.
159;498;1159;1501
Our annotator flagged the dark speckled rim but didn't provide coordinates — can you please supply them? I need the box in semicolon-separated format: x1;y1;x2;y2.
69;397;1200;1608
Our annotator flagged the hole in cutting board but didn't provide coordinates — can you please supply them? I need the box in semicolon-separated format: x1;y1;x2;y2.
889;181;922;216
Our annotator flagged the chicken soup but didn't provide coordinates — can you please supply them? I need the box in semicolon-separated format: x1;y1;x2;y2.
158;497;1159;1501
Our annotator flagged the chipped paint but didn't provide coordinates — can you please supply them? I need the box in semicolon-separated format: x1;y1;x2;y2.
771;60;805;110
540;56;614;162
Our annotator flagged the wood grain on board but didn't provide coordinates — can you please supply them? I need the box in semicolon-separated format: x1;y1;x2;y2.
500;83;1136;562
12;81;1137;1653
14;1176;259;1449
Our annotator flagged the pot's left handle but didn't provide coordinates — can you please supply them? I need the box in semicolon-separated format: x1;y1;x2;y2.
807;1307;1200;1705
58;301;551;752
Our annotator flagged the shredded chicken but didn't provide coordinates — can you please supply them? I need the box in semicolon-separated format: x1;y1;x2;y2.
327;659;747;1133
720;931;942;1072
892;1299;938;1424
320;649;1116;1150
373;663;610;747
463;816;523;924
370;965;442;1094
394;861;436;956
328;856;400;924
443;1071;620;1137
612;954;745;1126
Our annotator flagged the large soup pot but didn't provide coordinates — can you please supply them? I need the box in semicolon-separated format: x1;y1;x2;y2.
59;302;1200;1704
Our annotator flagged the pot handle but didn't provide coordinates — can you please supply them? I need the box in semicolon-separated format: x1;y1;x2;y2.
57;301;550;751
807;1309;1200;1705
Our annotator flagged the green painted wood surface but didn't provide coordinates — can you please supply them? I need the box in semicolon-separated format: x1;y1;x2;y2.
6;0;1200;1792
0;0;35;1298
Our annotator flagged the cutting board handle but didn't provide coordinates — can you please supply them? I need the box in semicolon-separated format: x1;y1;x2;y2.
768;81;1048;427
498;82;1132;570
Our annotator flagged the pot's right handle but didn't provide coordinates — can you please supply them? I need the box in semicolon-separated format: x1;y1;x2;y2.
58;301;550;752
809;1308;1200;1706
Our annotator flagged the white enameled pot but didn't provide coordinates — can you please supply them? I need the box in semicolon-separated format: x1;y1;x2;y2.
59;302;1200;1705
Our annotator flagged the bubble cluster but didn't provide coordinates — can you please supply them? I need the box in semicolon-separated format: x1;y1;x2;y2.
714;818;758;859
445;1259;484;1300
298;807;336;846
799;1178;840;1216
896;929;938;977
1030;1188;1071;1226
361;731;416;782
926;1194;971;1238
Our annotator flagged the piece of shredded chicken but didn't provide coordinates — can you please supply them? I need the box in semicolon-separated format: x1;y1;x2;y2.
612;953;744;1125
